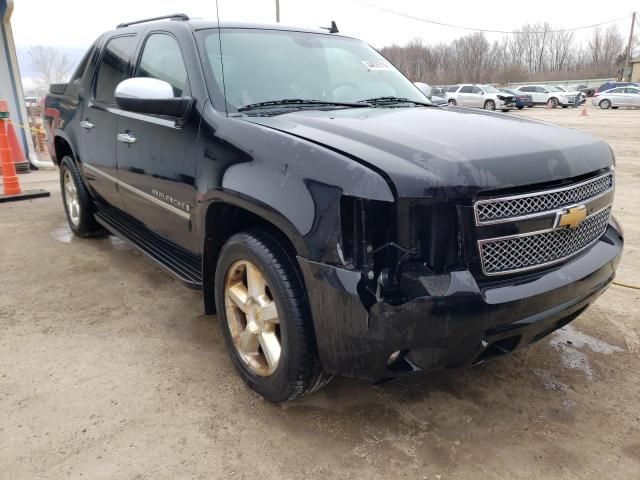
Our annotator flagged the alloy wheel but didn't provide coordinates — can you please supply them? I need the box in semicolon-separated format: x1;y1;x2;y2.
63;168;80;226
224;259;281;377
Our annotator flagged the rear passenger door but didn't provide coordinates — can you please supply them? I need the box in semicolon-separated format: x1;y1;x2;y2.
533;86;548;103
116;32;199;252
81;34;138;211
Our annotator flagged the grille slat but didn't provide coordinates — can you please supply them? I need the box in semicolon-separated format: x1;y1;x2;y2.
479;207;611;275
476;173;613;224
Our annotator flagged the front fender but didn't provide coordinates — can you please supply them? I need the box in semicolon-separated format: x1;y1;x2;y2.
195;106;395;263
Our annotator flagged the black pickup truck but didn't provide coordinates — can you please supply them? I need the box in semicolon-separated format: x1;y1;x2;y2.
44;14;623;402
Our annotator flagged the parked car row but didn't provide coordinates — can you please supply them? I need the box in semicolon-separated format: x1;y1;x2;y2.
414;81;640;111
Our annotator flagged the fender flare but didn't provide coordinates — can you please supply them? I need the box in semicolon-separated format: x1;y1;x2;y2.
196;189;310;259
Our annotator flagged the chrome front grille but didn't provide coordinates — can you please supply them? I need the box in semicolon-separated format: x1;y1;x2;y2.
479;206;611;275
475;172;613;224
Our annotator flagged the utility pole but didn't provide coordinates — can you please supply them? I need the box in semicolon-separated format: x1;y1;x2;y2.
624;12;636;80
275;0;280;22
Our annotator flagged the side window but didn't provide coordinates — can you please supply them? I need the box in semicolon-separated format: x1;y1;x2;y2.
136;34;188;97
471;86;482;94
448;86;459;92
94;35;137;104
69;44;95;84
536;86;547;93
460;86;473;93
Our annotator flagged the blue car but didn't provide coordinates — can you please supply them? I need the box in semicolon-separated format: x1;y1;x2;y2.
500;89;534;109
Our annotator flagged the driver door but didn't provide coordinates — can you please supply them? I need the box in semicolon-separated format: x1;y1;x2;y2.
115;32;199;252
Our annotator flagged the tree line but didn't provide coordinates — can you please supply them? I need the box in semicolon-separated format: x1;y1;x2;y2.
380;23;636;85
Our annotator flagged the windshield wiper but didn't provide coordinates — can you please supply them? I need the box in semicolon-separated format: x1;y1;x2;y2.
359;96;433;107
238;98;372;112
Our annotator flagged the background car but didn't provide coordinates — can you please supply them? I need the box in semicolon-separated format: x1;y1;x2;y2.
414;82;448;106
596;81;640;94
446;84;516;111
567;84;596;97
592;86;640;109
514;84;580;108
500;88;534;109
555;85;586;105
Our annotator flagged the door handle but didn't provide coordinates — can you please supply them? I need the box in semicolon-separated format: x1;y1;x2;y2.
80;120;94;130
117;133;137;144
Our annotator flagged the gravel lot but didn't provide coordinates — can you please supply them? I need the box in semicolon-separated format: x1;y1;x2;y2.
1;106;639;479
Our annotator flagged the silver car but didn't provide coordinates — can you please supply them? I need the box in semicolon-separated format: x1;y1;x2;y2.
592;86;640;109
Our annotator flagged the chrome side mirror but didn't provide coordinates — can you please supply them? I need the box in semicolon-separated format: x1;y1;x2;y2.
114;78;193;119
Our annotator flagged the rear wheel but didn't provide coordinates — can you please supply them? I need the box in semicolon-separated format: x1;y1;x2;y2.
599;99;611;109
547;97;559;108
484;100;496;111
59;156;104;237
215;230;331;402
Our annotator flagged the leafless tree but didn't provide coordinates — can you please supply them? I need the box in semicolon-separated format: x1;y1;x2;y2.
379;21;629;85
29;45;73;88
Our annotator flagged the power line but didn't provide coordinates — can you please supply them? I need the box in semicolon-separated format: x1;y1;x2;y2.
353;0;631;35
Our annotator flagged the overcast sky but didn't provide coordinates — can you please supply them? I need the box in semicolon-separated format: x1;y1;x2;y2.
11;0;639;50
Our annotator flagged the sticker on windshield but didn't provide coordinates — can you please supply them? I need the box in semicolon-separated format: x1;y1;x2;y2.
361;60;392;71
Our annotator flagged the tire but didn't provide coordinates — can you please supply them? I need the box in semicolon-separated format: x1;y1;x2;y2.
484;100;496;111
448;99;457;107
59;156;104;237
517;106;524;110
599;99;611;109
501;109;509;112
561;105;569;109
215;230;331;402
547;97;559;108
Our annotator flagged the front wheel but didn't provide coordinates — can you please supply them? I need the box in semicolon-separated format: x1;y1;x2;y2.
484;100;496;111
215;230;331;402
599;99;611;109
59;156;104;237
448;99;457;107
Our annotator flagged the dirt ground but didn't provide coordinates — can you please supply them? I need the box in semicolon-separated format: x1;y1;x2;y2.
1;106;639;479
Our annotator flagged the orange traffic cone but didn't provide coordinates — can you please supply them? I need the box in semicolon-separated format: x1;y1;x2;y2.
0;101;49;203
0;100;27;174
7;117;27;162
580;106;589;117
0;113;21;195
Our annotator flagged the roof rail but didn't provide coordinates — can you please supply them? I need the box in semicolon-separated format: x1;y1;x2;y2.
117;13;189;29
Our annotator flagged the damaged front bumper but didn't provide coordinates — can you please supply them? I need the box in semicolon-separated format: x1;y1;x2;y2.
297;222;623;381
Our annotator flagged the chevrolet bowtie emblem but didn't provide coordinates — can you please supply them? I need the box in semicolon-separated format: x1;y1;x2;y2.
556;205;587;229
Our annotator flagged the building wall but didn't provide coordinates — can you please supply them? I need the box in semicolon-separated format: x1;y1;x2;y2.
632;62;640;83
0;0;36;166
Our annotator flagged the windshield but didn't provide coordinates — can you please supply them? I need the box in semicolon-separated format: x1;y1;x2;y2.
481;85;499;93
199;29;427;111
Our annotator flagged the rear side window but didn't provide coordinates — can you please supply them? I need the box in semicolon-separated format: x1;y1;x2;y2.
136;33;189;97
460;86;473;93
94;35;137;104
447;85;459;92
69;44;95;84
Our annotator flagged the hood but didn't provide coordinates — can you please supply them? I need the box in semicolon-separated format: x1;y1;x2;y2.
243;106;613;198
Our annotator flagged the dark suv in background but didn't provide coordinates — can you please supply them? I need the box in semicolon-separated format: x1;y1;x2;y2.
45;14;623;402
